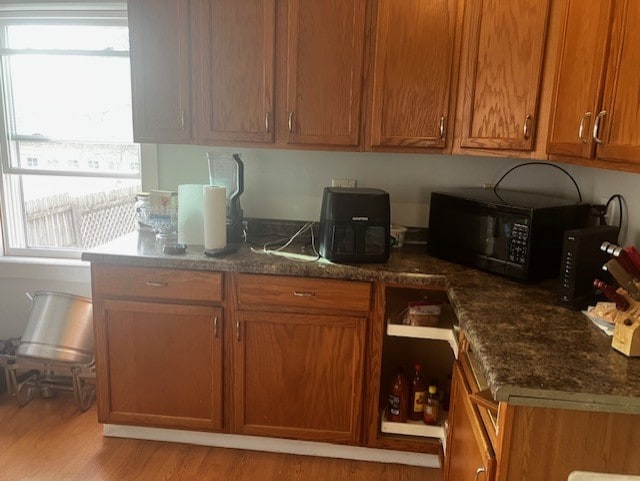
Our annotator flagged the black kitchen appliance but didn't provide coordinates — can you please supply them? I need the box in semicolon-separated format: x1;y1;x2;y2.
557;225;619;309
427;188;591;281
208;152;244;244
319;187;390;263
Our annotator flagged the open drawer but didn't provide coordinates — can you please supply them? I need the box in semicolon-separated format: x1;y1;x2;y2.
458;336;499;451
444;362;496;481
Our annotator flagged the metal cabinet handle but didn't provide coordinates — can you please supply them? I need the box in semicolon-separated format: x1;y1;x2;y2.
578;111;592;143
180;110;185;130
288;112;294;133
265;112;270;133
523;114;532;140
293;291;315;297
474;467;487;481
593;110;607;144
146;281;168;287
236;321;241;341
439;116;446;139
214;316;218;338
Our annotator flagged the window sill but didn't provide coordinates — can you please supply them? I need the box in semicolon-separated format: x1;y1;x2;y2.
0;255;90;282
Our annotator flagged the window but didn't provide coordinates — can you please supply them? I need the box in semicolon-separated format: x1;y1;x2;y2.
0;4;141;258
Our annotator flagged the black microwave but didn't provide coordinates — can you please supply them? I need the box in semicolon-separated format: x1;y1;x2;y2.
427;188;591;281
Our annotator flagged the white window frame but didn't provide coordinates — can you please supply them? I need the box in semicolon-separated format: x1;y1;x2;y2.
0;2;157;260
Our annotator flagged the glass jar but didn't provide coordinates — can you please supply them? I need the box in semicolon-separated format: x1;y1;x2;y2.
134;193;153;232
423;384;440;425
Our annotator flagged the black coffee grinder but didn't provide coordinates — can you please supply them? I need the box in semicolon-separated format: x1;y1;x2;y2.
208;152;244;245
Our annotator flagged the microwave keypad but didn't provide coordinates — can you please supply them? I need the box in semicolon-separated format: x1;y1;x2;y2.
509;223;529;264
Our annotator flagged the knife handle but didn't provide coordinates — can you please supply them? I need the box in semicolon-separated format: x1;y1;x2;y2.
613;247;640;280
594;279;630;311
604;259;640;300
624;246;640;274
601;241;619;254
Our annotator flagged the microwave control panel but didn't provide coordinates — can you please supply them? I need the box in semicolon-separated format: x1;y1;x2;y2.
509;223;529;264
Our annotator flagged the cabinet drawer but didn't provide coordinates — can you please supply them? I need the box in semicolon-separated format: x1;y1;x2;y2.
445;363;496;481
92;265;223;303
459;344;499;450
236;274;371;314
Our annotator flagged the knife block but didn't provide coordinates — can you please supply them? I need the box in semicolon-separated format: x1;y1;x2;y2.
611;288;640;357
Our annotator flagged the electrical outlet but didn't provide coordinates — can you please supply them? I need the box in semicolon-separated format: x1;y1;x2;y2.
332;178;357;188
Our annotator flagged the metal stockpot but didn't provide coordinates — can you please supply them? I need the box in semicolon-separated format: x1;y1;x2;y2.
17;291;93;364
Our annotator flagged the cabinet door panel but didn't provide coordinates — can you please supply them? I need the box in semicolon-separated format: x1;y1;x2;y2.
95;300;223;431
286;0;365;146
597;0;640;164
128;0;191;143
233;311;365;444
444;363;495;481
460;0;550;150
370;0;458;148
192;0;275;143
547;0;613;158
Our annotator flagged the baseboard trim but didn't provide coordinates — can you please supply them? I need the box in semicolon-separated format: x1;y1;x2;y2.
103;424;440;468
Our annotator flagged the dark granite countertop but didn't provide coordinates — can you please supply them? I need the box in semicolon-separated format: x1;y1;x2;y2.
83;231;640;415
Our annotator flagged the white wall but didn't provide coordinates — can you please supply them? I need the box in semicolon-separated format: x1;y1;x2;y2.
0;260;90;338
158;145;640;245
2;145;639;339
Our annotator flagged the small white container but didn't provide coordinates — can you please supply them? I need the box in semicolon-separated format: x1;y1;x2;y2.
390;225;407;248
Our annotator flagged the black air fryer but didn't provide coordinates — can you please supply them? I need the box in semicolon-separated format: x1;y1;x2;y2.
319;187;390;263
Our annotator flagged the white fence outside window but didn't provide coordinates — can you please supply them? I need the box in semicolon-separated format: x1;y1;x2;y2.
25;185;137;249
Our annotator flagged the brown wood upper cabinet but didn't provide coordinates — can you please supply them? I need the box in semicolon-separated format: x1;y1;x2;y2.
191;0;275;144
548;0;640;166
285;0;366;146
459;0;551;151
369;0;460;149
128;0;192;143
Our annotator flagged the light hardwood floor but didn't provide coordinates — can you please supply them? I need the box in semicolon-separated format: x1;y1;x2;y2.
0;392;442;481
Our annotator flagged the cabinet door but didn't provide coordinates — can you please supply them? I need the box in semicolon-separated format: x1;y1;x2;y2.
191;0;275;143
459;0;550;151
285;0;366;146
596;0;640;164
370;0;459;149
444;364;495;481
128;0;192;143
547;0;613;158
94;300;223;431
232;310;366;444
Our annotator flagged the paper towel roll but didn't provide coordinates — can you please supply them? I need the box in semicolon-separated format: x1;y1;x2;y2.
178;184;205;245
203;185;227;251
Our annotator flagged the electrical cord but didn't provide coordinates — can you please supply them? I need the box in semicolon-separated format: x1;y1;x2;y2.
250;221;320;262
604;194;624;236
492;162;582;203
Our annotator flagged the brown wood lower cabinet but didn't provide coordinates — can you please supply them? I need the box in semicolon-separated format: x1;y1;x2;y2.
446;339;640;481
91;266;370;444
231;309;366;445
444;363;495;481
94;299;224;431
